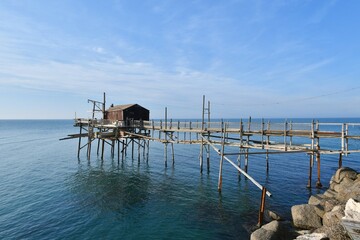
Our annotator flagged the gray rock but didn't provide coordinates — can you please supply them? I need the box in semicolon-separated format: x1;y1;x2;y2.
324;198;340;212
334;177;354;193
263;210;281;223
336;180;360;203
323;189;337;199
250;227;276;240
314;224;351;240
314;204;325;218
292;204;322;229
322;205;345;227
252;220;297;240
334;167;357;183
309;194;326;206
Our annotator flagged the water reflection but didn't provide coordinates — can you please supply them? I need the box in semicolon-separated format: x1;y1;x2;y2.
67;161;151;216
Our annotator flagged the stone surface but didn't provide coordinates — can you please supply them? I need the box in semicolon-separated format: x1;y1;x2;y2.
334;167;358;183
336;180;360;203
314;204;325;218
292;204;322;229
295;233;328;240
322;205;345;227
309;194;326;206
250;227;275;240
344;198;360;221
263;210;281;223
323;189;337;199
314;224;351;240
324;198;340;212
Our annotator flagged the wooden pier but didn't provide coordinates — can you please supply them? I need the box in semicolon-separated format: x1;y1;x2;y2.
61;94;360;223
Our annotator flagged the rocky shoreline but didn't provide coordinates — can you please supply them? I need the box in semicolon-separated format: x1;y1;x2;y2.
251;167;360;240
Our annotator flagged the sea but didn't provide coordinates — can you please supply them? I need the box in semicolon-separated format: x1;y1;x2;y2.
0;119;359;239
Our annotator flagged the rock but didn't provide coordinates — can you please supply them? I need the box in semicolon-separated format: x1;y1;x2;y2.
295;233;328;240
322;205;345;227
334;167;357;183
250;227;275;240
324;198;340;212
344;198;360;221
263;210;281;223
314;204;325;218
323;189;337;199
292;204;322;229
336;180;360;203
314;224;351;240
334;177;354;193
309;194;326;206
251;220;297;240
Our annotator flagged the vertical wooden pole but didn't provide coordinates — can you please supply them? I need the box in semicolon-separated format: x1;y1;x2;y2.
97;138;100;155
316;145;322;188
138;140;141;164
131;139;134;160
206;100;211;173
307;153;313;188
101;138;105;160
117;139;120;164
258;187;267;227
171;143;175;165
284;120;288;151
218;123;226;192
338;153;343;169
77;124;82;158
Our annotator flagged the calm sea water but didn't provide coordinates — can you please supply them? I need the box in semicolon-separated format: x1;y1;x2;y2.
0;119;359;239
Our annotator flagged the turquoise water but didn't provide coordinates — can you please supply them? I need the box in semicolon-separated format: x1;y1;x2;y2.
0;119;359;239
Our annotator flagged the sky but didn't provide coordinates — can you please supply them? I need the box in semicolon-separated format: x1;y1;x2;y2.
0;0;359;119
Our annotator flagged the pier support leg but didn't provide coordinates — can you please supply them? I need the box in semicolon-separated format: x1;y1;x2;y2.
117;140;120;164
131;139;134;160
77;125;82;158
316;150;322;188
171;143;175;166
338;153;343;169
101;139;105;160
266;151;269;173
257;187;267;227
307;154;313;188
200;138;204;173
164;143;168;167
245;149;249;173
138;140;141;164
206;145;210;173
97;139;100;156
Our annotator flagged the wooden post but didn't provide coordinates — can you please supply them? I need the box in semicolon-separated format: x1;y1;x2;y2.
131;139;134;160
138;139;141;163
307;154;313;188
97;138;100;156
117;139;120;164
316;145;322;188
77;124;82;158
206;100;211;173
218;124;226;192
339;153;343;169
171;143;175;165
258;187;267;227
101;139;105;160
284;120;288;151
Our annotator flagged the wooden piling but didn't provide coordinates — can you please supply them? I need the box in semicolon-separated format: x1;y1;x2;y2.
307;154;313;188
339;153;343;169
258;187;267;227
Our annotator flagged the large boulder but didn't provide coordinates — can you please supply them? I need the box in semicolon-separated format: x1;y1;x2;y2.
344;198;360;221
334;167;357;184
322;205;345;227
308;194;327;206
313;224;350;240
336;180;360;203
251;220;296;240
292;204;322;229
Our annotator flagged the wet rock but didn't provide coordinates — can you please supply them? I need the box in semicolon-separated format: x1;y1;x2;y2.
292;204;322;229
251;220;296;240
324;198;340;212
323;189;337;199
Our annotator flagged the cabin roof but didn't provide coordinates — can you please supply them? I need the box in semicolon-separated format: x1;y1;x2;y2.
107;104;149;112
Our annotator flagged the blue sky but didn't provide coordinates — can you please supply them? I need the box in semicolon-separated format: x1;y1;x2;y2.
0;0;359;119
